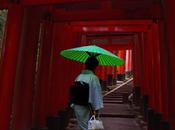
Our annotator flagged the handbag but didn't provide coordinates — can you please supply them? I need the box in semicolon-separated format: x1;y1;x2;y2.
88;115;104;130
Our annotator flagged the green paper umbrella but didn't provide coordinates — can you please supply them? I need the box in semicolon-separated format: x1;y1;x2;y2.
60;45;124;66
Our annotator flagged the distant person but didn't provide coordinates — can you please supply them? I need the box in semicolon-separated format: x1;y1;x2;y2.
128;92;133;108
70;56;104;130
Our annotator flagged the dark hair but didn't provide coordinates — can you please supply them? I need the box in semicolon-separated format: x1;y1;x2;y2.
85;56;99;70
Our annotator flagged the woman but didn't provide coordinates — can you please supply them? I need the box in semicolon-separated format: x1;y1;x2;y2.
71;56;104;130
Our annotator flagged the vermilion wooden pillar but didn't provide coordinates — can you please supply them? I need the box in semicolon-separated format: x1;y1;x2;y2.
151;22;163;113
140;32;149;96
145;29;155;108
128;50;132;72
0;5;24;130
49;22;82;115
49;23;70;115
96;66;103;80
103;66;108;81
158;20;169;120
113;66;117;79
107;66;113;75
164;0;175;129
125;50;132;73
132;34;142;88
125;50;129;73
34;20;54;128
112;51;117;79
141;23;163;113
117;50;126;74
141;22;164;114
11;6;45;130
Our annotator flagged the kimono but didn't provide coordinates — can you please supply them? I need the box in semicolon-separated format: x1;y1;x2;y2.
72;70;103;130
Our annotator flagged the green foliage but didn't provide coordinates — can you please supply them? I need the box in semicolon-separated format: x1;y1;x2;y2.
0;10;7;57
0;9;7;40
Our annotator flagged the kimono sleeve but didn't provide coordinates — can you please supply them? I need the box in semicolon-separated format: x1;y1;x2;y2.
88;75;104;110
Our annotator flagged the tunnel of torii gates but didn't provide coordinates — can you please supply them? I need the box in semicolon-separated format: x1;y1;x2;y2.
0;0;175;130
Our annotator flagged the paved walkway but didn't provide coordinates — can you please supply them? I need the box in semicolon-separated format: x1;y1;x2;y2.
101;117;141;130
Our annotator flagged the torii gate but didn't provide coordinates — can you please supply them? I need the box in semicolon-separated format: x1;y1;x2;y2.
0;0;175;130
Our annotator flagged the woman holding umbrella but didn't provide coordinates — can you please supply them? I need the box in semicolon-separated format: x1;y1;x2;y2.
72;56;104;130
60;45;124;130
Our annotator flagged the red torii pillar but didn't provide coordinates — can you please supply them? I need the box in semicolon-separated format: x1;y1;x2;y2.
158;20;169;120
132;34;143;89
164;1;175;128
113;51;118;80
139;33;149;96
125;50;132;74
143;29;155;107
151;23;163;113
103;66;108;81
0;5;24;130
96;66;103;80
117;50;126;80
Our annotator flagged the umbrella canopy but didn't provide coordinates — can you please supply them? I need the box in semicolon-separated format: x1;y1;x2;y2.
60;45;124;66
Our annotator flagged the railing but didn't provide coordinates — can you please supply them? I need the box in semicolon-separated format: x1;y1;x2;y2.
103;77;133;97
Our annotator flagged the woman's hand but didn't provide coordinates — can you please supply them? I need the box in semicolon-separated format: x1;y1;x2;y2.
93;110;99;117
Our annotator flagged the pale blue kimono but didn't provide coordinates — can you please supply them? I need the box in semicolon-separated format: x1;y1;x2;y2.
72;70;103;130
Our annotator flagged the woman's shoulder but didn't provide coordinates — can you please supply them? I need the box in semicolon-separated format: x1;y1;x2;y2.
91;73;98;78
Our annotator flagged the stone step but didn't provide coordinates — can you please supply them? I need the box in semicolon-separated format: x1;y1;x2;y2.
100;113;135;118
67;122;78;128
31;128;48;130
65;118;79;130
104;97;123;100
104;95;123;98
103;100;124;104
69;118;77;124
106;92;123;95
65;126;79;130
